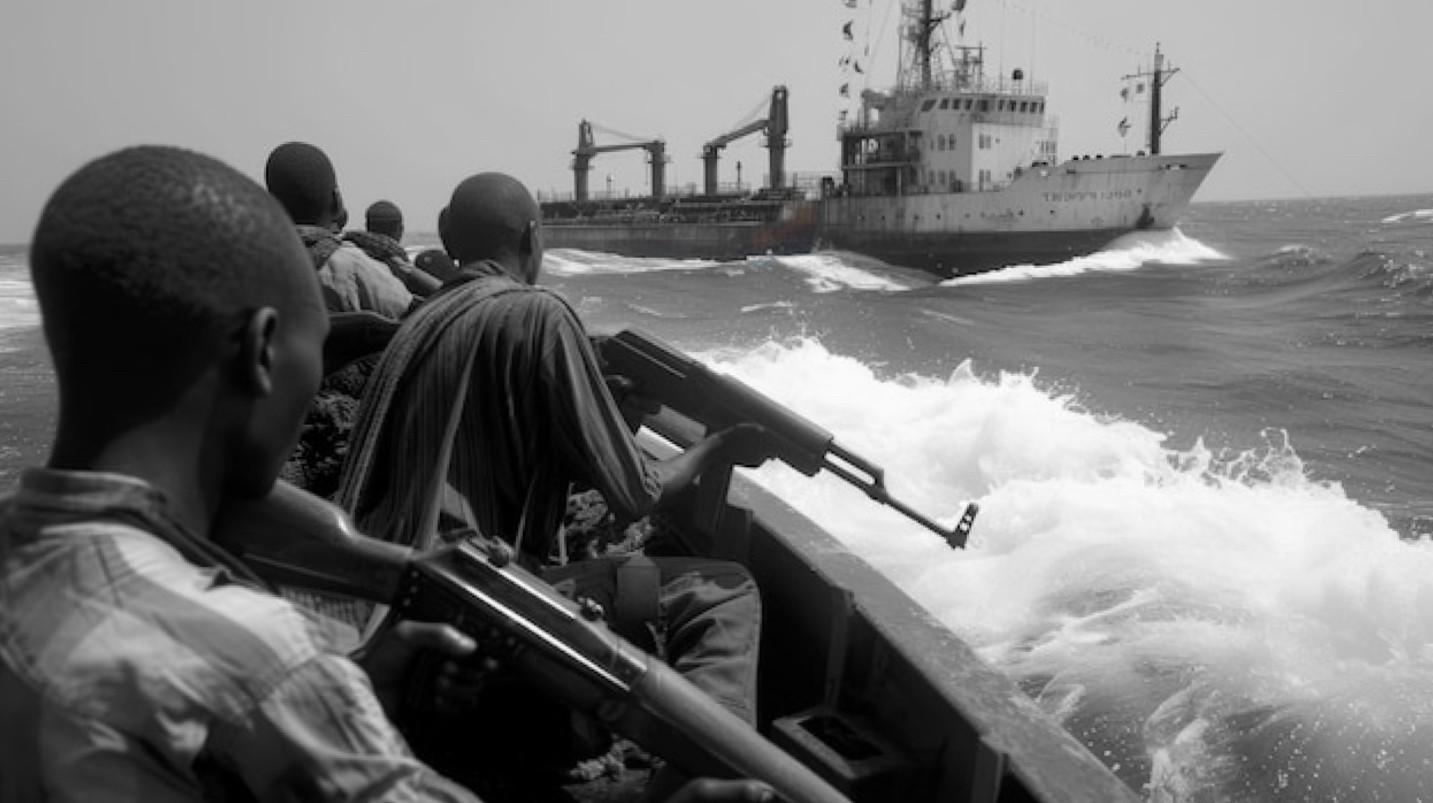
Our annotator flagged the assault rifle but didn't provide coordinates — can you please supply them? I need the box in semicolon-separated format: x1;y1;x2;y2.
215;481;851;803
596;329;978;549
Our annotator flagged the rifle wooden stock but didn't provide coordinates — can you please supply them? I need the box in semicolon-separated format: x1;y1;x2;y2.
214;481;852;803
215;480;412;600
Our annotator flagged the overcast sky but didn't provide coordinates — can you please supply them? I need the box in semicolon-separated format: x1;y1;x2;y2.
2;0;1428;244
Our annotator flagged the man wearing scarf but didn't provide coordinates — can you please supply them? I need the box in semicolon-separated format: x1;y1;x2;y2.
337;172;773;799
264;142;415;319
346;199;442;297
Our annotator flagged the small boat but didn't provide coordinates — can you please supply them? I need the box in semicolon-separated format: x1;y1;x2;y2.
223;329;1140;802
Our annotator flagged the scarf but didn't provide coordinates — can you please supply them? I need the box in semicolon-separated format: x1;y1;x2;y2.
335;265;524;551
297;224;343;269
343;230;409;268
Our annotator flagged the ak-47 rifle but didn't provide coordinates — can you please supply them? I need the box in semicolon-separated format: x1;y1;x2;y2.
214;481;851;803
596;329;978;549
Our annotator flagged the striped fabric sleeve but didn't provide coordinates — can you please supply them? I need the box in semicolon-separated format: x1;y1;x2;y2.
539;293;663;520
209;654;479;802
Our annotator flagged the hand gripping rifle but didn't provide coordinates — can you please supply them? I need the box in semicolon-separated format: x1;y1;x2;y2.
595;329;978;549
215;481;852;803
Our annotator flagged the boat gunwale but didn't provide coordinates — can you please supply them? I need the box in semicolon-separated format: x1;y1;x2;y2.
656;439;1143;802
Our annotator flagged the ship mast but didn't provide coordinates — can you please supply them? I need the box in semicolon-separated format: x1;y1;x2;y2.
902;0;948;91
1126;44;1180;155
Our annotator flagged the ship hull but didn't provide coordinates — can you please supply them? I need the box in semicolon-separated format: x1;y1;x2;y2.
818;152;1221;276
542;201;821;261
541;153;1219;275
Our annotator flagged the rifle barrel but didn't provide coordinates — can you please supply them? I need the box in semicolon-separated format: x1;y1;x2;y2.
823;443;975;549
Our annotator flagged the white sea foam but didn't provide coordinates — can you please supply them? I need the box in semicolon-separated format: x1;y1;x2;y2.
759;252;918;293
543;248;720;276
1380;208;1433;225
941;229;1229;287
0;277;38;332
739;300;795;315
693;336;1433;799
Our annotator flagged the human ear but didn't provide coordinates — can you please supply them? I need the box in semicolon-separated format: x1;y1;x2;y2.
521;220;543;283
234;307;281;398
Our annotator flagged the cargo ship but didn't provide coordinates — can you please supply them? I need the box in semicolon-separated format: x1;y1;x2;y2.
539;0;1220;278
538;89;821;261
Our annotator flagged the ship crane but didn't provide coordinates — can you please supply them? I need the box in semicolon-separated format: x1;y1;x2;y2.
700;86;789;196
571;120;667;202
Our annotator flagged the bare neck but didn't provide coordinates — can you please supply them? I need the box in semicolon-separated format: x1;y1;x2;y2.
47;381;226;540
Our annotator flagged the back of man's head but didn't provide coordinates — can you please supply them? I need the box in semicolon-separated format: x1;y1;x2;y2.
365;200;403;240
265;141;339;226
31;145;318;425
446;173;539;270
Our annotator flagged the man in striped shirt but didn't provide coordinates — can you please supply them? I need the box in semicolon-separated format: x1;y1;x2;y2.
0;146;771;803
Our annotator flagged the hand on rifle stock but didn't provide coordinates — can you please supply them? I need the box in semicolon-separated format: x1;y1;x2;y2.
605;373;663;432
354;619;496;718
712;423;777;469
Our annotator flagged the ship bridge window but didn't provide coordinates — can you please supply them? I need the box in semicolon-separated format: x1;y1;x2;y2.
921;99;936;112
1019;101;1029;112
964;99;973;110
978;99;990;112
939;98;950;109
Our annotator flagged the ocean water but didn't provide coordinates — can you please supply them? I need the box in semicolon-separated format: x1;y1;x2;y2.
4;194;1433;800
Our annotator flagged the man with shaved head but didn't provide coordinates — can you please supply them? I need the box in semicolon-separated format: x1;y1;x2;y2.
265;141;422;316
339;171;774;798
345;199;443;297
266;144;435;497
0;144;486;800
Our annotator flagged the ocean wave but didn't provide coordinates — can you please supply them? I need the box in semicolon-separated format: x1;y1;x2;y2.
1209;245;1339;294
543;248;721;276
1237;249;1433;305
1380;208;1433;225
1353;250;1433;293
758;252;919;293
940;228;1227;286
739;300;796;315
695;335;1433;800
0;277;38;331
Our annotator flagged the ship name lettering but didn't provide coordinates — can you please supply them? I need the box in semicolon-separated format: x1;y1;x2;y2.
1041;189;1135;203
1043;191;1099;202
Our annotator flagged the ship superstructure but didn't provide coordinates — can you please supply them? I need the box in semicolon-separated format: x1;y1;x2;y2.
835;2;1058;201
817;0;1219;274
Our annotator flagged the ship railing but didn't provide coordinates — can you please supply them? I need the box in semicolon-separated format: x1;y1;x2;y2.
537;188;653;204
539;176;830;206
897;72;1048;97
